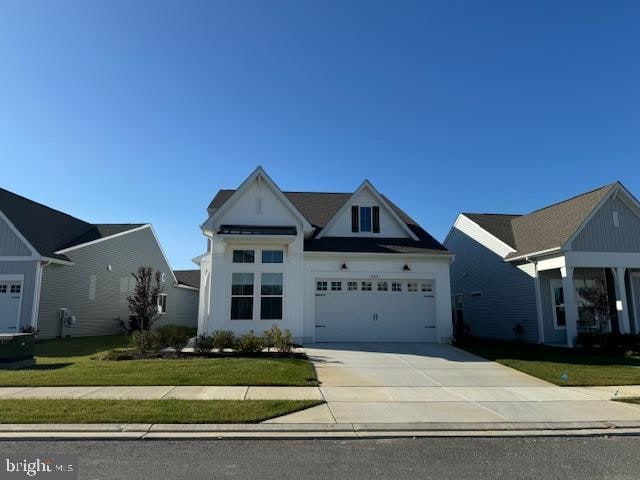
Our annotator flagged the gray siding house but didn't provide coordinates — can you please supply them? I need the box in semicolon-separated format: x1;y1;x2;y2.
0;188;199;339
445;182;640;347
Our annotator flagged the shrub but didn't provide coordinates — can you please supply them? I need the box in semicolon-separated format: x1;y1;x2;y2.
193;334;215;354
236;331;264;354
261;326;277;350
156;325;195;353
262;325;294;354
212;330;236;351
604;333;640;355
129;330;161;354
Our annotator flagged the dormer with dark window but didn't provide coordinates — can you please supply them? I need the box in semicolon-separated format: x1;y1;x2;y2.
351;205;380;233
316;180;419;240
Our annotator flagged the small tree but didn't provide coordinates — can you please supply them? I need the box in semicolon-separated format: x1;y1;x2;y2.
578;280;610;331
127;266;163;332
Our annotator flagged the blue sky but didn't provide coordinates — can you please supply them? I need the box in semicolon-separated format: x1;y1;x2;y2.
1;1;638;269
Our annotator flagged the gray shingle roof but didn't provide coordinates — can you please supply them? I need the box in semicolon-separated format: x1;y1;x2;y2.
174;270;200;289
208;189;448;254
0;187;145;260
464;183;618;260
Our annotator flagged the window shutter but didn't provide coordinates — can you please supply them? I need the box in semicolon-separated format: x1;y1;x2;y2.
372;206;380;233
351;206;359;232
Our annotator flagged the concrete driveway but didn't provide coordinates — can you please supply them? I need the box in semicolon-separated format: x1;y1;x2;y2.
268;343;640;424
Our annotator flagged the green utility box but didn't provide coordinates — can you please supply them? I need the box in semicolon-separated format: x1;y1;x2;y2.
0;333;35;369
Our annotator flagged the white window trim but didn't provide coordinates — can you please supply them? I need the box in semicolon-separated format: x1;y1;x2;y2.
359;205;373;233
228;246;287;321
260;272;283;320
157;293;168;315
231;272;255;320
549;279;566;330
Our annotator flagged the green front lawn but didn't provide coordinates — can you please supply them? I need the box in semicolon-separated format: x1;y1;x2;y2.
0;399;322;423
460;341;640;386
0;335;317;387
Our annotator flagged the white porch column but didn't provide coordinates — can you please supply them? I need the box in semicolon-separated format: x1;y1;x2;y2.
613;267;631;334
532;262;545;344
561;266;578;347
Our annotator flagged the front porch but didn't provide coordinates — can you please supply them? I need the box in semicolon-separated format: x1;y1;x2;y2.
533;252;640;347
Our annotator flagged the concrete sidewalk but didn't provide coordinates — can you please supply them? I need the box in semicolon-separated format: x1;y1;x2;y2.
0;386;324;400
267;343;640;425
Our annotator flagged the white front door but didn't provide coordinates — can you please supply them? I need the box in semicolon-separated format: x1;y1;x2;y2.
0;280;23;333
314;278;437;342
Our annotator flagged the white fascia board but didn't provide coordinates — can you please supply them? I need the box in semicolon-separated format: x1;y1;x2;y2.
563;184;619;251
505;247;563;263
203;166;313;234
0;210;40;258
216;234;297;245
41;256;74;266
55;224;151;254
452;214;517;258
192;253;209;266
146;225;179;285
174;283;199;291
303;251;453;262
316;180;419;241
614;182;640;217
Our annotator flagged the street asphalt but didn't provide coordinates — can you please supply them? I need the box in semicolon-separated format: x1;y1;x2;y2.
1;436;639;479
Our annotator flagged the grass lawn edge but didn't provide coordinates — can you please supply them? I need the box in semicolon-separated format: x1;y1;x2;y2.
0;399;324;424
457;341;640;387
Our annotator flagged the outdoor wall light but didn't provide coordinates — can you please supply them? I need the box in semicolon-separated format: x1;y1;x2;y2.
341;263;348;270
403;264;411;271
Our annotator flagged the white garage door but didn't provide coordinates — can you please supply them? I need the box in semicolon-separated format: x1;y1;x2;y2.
0;281;22;333
314;278;437;342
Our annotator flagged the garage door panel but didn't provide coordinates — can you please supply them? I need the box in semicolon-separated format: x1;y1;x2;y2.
315;279;436;342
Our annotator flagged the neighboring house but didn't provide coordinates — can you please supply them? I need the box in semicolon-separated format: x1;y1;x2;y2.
0;188;198;339
195;166;453;344
445;182;640;347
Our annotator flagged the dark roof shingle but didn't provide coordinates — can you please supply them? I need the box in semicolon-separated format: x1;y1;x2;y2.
464;183;617;260
208;189;448;254
174;270;200;289
0;188;145;258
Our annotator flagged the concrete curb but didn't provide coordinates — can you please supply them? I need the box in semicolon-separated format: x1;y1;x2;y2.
1;421;640;439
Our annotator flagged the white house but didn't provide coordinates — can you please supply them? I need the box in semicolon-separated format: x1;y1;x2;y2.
445;182;640;347
195;167;453;344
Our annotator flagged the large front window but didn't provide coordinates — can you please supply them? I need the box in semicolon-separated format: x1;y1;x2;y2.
261;273;283;320
360;206;372;232
231;273;254;319
233;250;255;263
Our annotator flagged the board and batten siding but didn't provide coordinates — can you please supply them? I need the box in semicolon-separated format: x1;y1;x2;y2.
0;214;32;256
0;260;38;330
37;227;198;339
445;216;539;343
572;195;640;252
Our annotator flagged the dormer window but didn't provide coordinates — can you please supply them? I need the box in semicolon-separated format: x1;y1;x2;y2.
360;207;372;232
351;205;380;233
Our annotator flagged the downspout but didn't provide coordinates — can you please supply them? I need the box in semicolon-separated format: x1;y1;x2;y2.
526;256;545;344
31;260;51;331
